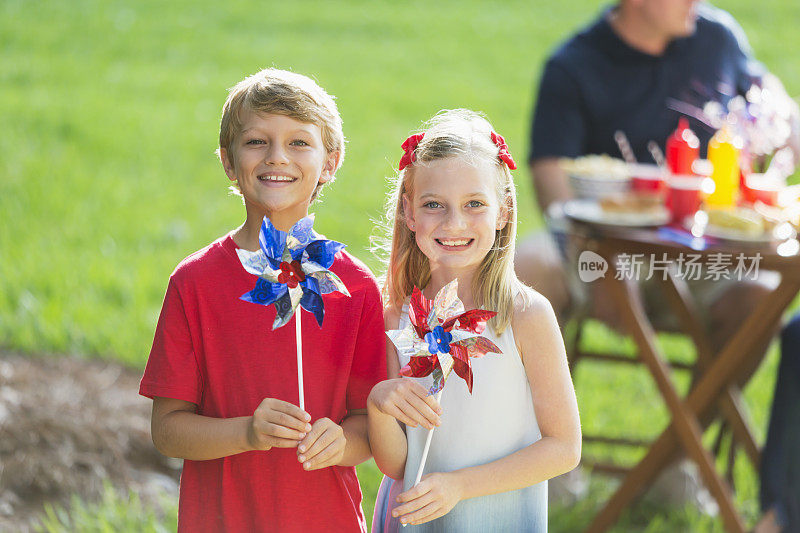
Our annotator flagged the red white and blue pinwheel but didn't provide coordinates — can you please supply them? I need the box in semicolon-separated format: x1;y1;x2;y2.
237;215;350;329
387;279;501;396
236;215;349;411
387;279;502;487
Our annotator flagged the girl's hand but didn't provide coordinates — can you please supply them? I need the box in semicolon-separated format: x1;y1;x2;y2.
248;398;312;451
367;378;442;430
393;472;463;525
297;418;346;470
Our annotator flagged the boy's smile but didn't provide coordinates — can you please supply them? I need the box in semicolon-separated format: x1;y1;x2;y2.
404;158;508;285
221;112;338;232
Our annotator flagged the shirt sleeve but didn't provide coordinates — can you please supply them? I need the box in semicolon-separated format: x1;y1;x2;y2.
345;277;387;412
717;8;766;91
529;59;588;162
139;278;202;404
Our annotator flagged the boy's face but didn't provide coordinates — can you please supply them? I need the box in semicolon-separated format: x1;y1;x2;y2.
221;112;338;230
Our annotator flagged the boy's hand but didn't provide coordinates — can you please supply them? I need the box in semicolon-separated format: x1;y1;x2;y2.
297;418;345;470
367;378;442;430
248;398;311;452
392;472;463;526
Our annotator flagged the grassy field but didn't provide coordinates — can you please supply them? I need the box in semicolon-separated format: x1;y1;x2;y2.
3;0;799;530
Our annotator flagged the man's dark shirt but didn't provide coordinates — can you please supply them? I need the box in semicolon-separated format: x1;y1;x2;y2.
529;4;764;163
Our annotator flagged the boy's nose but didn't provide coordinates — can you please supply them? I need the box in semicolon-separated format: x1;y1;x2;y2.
265;144;290;165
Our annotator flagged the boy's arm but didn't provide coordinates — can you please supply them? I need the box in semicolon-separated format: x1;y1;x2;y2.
151;396;311;461
340;411;370;466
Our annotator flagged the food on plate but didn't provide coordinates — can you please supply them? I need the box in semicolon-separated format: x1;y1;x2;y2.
599;192;664;214
560;155;629;179
705;207;767;237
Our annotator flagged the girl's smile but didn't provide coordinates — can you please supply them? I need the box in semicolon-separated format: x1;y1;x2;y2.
435;238;474;251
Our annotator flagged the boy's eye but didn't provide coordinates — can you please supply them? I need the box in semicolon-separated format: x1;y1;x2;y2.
290;139;309;147
467;200;485;208
246;139;265;145
423;201;442;209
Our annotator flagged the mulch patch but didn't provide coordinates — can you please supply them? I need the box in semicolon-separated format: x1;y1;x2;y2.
0;352;180;531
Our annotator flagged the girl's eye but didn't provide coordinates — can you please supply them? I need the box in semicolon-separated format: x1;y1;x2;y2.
290;139;309;146
423;201;442;209
467;200;485;208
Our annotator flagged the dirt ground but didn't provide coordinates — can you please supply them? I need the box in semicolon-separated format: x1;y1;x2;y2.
0;352;713;531
0;352;181;531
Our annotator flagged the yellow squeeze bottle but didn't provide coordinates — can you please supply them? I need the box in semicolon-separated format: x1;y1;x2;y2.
706;126;742;207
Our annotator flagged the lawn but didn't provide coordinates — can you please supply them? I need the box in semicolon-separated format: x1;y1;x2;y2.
3;0;799;531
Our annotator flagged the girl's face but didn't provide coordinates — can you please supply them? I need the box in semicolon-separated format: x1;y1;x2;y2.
403;157;508;280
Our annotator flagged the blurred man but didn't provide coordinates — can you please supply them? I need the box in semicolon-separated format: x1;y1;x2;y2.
519;2;799;530
519;0;797;331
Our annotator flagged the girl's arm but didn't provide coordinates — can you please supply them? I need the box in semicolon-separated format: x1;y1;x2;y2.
393;292;581;526
367;305;442;479
151;396;312;461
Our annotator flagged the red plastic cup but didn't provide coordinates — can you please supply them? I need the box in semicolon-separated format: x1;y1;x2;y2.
742;173;781;206
629;164;667;194
666;175;707;225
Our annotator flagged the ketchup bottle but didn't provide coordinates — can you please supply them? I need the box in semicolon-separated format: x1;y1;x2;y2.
666;118;700;175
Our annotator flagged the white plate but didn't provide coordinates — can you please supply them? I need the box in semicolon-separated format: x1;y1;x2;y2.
563;199;670;227
685;222;775;243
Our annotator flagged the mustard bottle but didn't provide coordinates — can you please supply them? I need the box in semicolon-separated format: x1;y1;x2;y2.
706;126;742;207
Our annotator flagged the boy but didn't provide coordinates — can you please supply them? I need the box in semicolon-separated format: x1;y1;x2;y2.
139;69;386;532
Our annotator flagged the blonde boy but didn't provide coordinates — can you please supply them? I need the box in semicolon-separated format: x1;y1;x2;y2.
140;69;386;532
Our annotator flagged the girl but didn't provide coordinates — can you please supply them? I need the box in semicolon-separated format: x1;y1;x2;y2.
368;109;581;532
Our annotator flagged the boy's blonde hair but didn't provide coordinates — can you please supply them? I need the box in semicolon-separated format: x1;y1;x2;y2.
218;68;345;200
380;109;529;335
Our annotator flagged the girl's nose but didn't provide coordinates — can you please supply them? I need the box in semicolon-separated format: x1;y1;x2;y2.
443;209;467;230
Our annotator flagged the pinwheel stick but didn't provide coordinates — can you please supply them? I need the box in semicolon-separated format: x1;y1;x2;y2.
296;314;305;411
413;389;444;486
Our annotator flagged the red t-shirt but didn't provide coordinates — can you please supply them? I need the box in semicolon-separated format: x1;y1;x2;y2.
139;234;386;533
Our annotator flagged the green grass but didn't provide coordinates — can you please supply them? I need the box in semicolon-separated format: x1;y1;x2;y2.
4;0;799;530
35;482;177;533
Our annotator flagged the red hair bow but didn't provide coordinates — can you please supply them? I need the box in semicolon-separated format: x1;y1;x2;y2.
398;133;425;171
491;131;517;170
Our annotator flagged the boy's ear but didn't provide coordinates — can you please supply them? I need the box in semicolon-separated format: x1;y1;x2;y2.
319;150;340;184
219;148;237;182
402;194;416;231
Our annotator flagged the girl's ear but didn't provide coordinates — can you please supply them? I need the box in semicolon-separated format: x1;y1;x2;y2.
320;150;340;184
219;148;237;182
496;201;510;231
402;193;416;231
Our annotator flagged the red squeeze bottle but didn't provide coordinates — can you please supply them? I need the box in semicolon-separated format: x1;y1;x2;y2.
666;118;700;175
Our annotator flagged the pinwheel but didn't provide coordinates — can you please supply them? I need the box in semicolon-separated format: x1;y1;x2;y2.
237;214;350;409
386;279;501;485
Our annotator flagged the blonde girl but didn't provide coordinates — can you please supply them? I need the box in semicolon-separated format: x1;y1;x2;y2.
367;109;581;532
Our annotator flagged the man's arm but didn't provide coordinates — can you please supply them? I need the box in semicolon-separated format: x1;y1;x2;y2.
530;157;573;214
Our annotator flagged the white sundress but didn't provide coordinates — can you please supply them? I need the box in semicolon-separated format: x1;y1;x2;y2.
374;302;548;532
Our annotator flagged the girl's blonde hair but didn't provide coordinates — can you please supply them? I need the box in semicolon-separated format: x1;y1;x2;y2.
379;109;530;335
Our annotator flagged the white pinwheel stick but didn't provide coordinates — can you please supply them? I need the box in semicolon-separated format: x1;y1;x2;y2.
296;313;304;410
414;388;444;486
